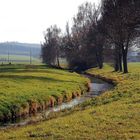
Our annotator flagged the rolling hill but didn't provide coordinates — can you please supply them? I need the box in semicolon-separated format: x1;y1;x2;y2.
0;42;41;57
0;42;41;64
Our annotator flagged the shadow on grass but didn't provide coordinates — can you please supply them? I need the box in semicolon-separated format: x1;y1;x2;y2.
0;65;74;77
0;64;48;71
0;74;79;83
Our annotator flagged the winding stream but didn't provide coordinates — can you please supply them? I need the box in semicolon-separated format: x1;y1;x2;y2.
1;74;114;128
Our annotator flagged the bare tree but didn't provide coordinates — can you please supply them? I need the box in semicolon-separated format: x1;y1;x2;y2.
63;2;104;71
101;0;140;73
41;25;61;67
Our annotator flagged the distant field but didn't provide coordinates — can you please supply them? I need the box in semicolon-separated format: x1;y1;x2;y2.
0;55;41;64
0;65;89;122
0;55;68;66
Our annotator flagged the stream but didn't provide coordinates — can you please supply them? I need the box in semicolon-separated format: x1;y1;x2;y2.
0;74;114;128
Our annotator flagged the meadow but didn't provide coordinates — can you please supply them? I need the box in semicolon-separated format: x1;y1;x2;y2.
0;64;89;122
0;54;41;64
0;63;139;139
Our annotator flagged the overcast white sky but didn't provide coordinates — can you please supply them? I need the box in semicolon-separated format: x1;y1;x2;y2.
0;0;99;43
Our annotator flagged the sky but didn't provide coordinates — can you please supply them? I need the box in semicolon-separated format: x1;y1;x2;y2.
0;0;100;44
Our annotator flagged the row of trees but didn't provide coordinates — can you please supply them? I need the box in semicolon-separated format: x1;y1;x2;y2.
41;0;140;73
101;0;140;73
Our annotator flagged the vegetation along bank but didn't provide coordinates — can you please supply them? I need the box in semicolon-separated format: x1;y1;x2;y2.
0;64;90;122
0;63;140;139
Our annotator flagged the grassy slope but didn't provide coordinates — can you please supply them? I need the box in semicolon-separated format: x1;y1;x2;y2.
0;63;140;139
0;65;89;121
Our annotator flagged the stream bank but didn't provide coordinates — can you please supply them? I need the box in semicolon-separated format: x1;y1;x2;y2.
0;74;114;128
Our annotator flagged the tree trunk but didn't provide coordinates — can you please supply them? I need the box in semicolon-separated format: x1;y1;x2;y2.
95;46;103;69
118;52;122;72
56;46;60;68
98;53;103;69
99;49;103;69
99;62;103;69
114;55;119;72
56;56;60;68
122;47;128;73
96;52;103;69
114;47;119;71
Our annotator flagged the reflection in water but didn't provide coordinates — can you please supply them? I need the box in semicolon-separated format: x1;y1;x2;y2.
1;75;113;128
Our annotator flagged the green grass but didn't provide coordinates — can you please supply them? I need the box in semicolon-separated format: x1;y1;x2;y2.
0;63;140;139
0;64;89;122
0;54;41;64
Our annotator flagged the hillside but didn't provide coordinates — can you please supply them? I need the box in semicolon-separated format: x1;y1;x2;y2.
0;42;41;58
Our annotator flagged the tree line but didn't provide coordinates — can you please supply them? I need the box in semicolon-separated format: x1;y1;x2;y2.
41;0;140;73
